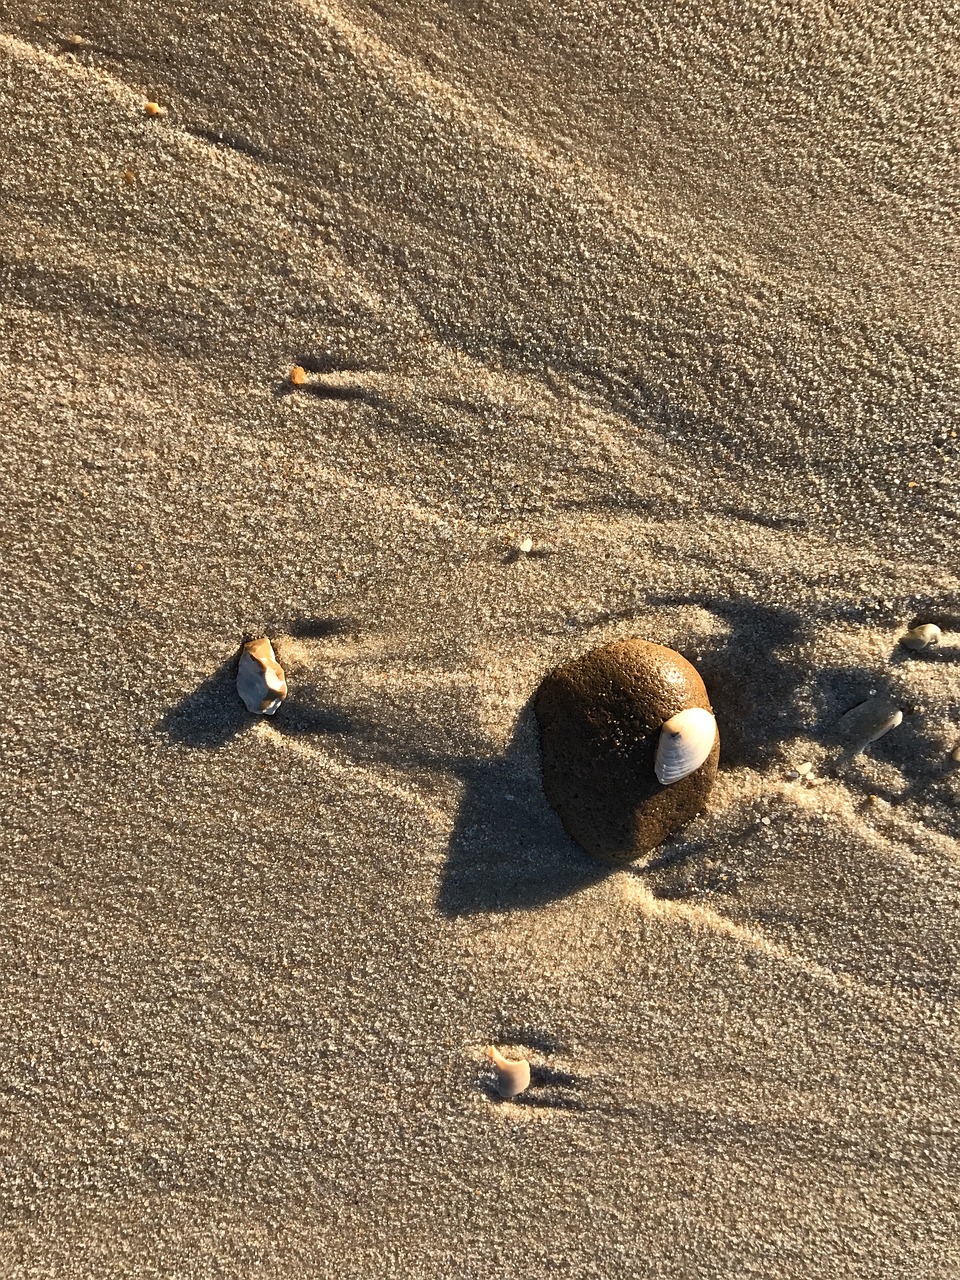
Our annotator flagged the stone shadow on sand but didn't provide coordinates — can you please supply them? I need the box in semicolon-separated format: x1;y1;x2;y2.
434;696;609;917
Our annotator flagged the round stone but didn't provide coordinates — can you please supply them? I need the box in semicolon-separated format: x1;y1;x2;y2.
535;638;719;865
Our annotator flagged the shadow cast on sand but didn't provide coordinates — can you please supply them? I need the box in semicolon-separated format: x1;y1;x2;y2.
155;601;958;913
435;698;609;917
156;653;250;749
157;651;606;914
649;596;810;771
156;633;355;749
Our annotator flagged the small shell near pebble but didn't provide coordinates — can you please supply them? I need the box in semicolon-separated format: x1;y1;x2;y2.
836;696;902;754
901;624;942;651
237;637;287;714
654;707;717;785
487;1047;531;1099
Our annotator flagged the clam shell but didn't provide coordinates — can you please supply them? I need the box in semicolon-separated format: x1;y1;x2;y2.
488;1047;531;1099
654;707;718;785
237;637;287;714
901;624;941;651
836;696;902;753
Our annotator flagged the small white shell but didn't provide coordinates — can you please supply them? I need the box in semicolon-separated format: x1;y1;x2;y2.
901;624;941;651
836;696;902;754
237;637;287;714
488;1047;531;1099
654;707;717;784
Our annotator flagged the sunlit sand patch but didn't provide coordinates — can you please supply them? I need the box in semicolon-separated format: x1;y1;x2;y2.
275;631;400;669
618;873;919;1017
251;720;451;828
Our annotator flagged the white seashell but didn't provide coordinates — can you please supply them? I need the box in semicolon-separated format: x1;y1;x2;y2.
654;707;717;784
835;696;902;754
237;637;287;714
518;537;533;554
901;624;941;651
488;1047;531;1099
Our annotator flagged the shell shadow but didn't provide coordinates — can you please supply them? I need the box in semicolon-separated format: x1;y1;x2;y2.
436;697;608;917
156;637;355;749
480;1034;589;1110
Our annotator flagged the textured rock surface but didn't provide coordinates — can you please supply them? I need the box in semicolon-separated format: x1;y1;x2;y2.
536;639;719;865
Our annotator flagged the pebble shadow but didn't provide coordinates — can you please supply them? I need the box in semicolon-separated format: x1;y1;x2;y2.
156;652;249;749
436;697;608;917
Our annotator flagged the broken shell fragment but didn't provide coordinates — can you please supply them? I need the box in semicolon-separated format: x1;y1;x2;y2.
487;1047;531;1099
836;696;902;754
654;707;718;785
901;624;942;651
237;637;287;714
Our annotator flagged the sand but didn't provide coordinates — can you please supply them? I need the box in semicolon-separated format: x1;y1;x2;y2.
1;1;959;1275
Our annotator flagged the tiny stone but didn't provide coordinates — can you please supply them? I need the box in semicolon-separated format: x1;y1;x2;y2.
518;537;533;554
901;624;942;651
761;816;772;826
796;761;814;776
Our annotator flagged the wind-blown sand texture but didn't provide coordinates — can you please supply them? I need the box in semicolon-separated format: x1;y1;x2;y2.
2;1;959;1275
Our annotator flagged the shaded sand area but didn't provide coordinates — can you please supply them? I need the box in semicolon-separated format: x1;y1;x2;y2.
2;1;959;1274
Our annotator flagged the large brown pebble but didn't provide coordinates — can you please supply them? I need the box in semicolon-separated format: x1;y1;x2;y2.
535;638;719;865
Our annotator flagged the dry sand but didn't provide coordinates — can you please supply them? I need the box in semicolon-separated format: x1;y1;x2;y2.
2;1;959;1275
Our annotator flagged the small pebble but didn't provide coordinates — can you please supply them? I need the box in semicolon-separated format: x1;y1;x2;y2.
237;637;287;714
488;1047;530;1099
289;365;308;386
901;624;941;651
761;816;771;827
517;537;533;554
144;101;165;117
796;761;814;777
951;743;960;764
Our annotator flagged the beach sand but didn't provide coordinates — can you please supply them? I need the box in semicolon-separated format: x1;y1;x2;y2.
1;1;959;1275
